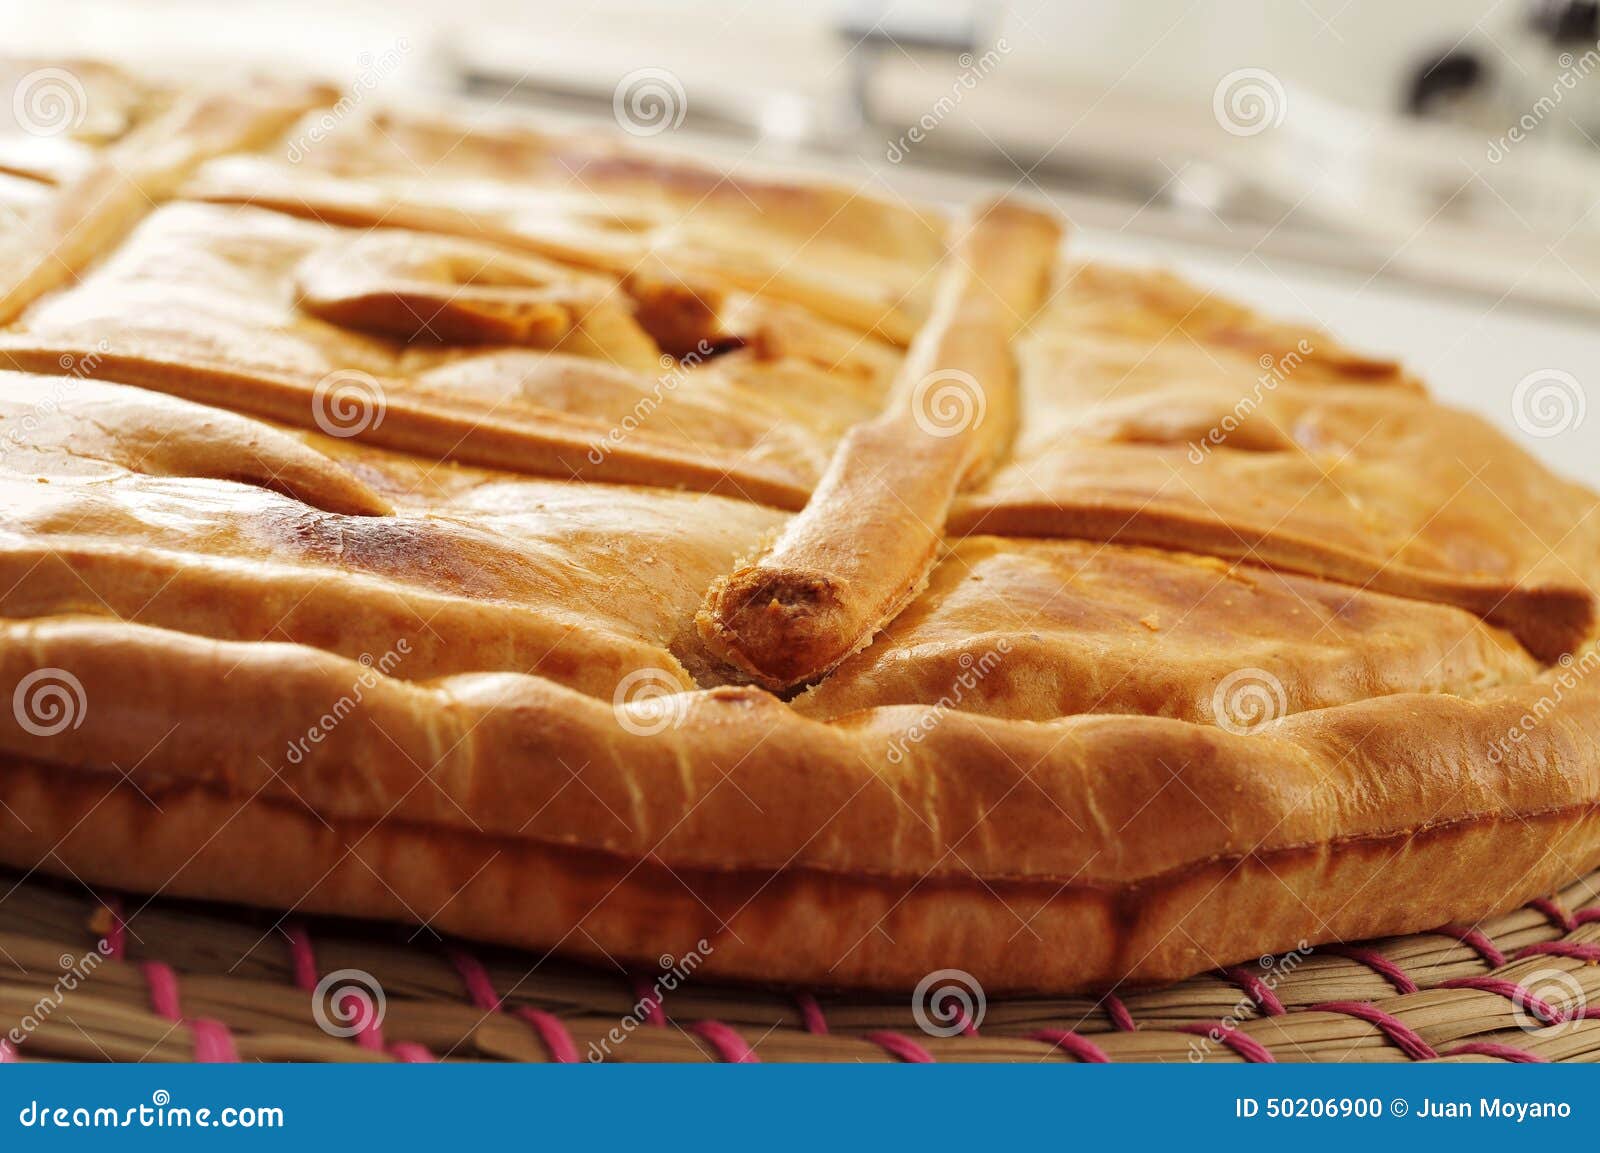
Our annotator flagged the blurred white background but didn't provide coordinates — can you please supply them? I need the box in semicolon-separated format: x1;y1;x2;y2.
3;0;1595;482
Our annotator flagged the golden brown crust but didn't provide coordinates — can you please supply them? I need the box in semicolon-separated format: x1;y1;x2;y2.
0;59;174;184
0;346;816;508
950;484;1596;665
292;230;653;363
695;202;1061;689
0;63;1597;996
1;374;394;516
952;276;1600;661
184;107;946;345
0;761;1595;993
0;79;330;325
3;615;1597;890
0;374;787;695
795;537;1542;722
0;195;890;503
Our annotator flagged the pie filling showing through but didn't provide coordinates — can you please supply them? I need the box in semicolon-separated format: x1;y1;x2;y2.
0;60;1596;994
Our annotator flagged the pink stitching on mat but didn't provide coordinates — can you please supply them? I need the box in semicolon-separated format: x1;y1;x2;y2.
1320;945;1418;995
445;948;501;1012
189;1020;240;1064
926;990;980;1037
1438;976;1563;1024
284;923;320;993
1528;898;1576;932
101;899;236;1063
0;1038;16;1063
793;993;829;1035
140;961;183;1020
1434;924;1507;969
1174;1022;1275;1063
386;1042;435;1063
1574;905;1600;926
337;992;387;1052
864;1031;935;1063
1102;993;1137;1032
512;1008;582;1064
138;960;238;1064
624;969;755;1063
1515;940;1600;963
444;947;578;1064
1440;1042;1546;1063
629;974;667;1027
286;923;383;1053
1030;1028;1111;1063
1221;967;1286;1016
690;1020;759;1063
1310;1001;1437;1061
285;922;431;1060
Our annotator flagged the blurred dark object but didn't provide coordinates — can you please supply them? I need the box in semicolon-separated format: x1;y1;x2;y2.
1404;0;1600;146
1527;0;1599;43
835;0;988;126
1405;50;1487;117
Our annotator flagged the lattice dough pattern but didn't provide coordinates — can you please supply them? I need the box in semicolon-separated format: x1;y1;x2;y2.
0;63;1596;1018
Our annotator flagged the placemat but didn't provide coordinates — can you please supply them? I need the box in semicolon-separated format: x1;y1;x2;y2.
1;867;1595;1062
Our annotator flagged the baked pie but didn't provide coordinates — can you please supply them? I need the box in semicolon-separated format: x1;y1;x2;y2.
0;62;1596;993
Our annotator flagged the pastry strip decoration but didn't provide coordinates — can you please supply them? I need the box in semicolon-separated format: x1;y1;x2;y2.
0;79;330;325
294;230;665;371
695;199;1061;691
